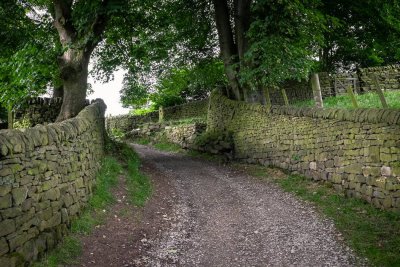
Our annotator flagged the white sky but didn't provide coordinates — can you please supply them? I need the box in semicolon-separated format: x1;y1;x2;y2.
88;69;130;116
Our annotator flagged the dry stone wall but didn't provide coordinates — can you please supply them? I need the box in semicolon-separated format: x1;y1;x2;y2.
15;97;91;127
106;111;159;134
0;100;106;266
161;123;206;149
359;64;400;92
106;99;208;133
207;91;400;211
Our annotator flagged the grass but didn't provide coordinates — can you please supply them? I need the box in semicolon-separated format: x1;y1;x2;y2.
33;237;82;267
293;90;400;109
240;164;400;267
121;144;152;207
135;137;151;145
153;141;183;152
33;141;151;266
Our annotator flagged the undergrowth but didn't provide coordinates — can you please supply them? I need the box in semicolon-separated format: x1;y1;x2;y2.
33;140;151;266
242;164;400;267
294;90;400;109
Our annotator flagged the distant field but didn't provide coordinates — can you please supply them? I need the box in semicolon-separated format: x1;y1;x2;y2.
293;90;400;109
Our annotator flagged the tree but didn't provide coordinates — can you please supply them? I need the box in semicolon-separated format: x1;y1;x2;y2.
3;0;131;121
121;58;226;111
211;0;326;101
0;0;59;115
318;0;400;72
49;0;125;121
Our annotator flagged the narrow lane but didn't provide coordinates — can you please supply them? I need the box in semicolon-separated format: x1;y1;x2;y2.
133;144;363;267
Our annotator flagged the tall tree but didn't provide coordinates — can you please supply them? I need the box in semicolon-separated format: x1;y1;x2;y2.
318;0;400;72
212;0;325;101
50;0;122;121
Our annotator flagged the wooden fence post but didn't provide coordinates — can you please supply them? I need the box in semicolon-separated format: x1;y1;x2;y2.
311;73;324;108
281;88;289;106
372;74;388;108
346;86;359;108
159;106;164;123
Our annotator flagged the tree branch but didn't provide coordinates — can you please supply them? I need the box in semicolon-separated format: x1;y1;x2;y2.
85;0;112;56
234;0;252;61
53;0;76;45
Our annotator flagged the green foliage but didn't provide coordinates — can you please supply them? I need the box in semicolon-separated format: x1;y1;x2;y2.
240;0;325;88
293;91;400;109
121;58;226;111
109;128;126;141
0;1;59;110
130;108;155;116
13;116;32;129
318;1;400;71
242;165;400;267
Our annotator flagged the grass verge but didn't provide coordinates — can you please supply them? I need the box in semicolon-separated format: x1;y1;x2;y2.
240;164;400;267
293;90;400;109
33;141;151;266
121;144;152;207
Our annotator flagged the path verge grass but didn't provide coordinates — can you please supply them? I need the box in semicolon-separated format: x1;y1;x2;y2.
33;141;151;266
121;144;152;207
294;90;400;109
240;164;400;267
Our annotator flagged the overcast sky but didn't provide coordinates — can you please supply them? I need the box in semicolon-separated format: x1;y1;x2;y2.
87;69;130;116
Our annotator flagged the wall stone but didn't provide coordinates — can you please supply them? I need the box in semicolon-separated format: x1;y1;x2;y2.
359;64;400;92
14;97;91;127
106;99;209;133
207;91;400;211
0;99;106;266
163;99;209;121
161;123;206;149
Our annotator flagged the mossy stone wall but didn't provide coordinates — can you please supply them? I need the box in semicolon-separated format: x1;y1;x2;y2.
0;100;107;266
106;99;209;133
208;91;400;211
14;97;91;127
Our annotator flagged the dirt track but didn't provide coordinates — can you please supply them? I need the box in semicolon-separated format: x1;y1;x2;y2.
76;143;363;266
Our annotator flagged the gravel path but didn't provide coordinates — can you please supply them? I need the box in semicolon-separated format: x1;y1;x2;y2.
132;144;363;267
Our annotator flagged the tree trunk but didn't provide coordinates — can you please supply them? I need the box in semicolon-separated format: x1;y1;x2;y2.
213;0;242;101
56;49;90;121
52;85;64;98
52;0;109;121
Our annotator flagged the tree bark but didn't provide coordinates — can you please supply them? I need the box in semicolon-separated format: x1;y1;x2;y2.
56;49;90;121
213;0;242;101
52;0;109;121
52;85;64;98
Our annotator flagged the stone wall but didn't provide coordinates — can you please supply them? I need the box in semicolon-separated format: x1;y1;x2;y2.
279;80;313;105
359;64;400;92
0;100;107;266
106;99;209;133
207;91;400;211
14;97;91;127
162;123;206;149
163;99;209;121
106;111;159;134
